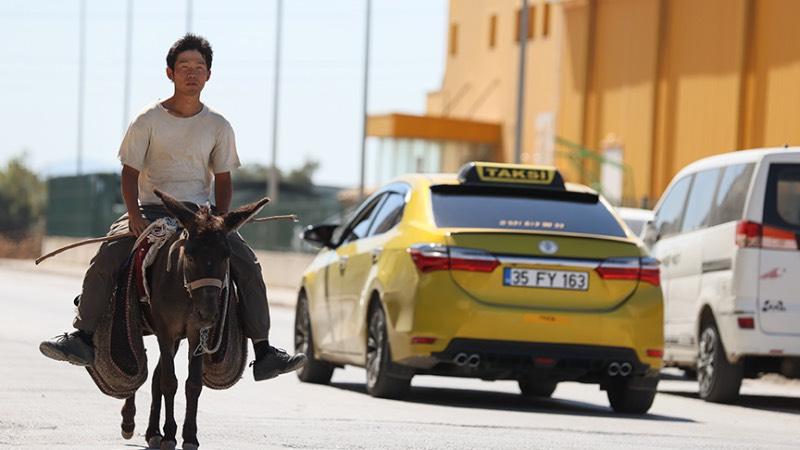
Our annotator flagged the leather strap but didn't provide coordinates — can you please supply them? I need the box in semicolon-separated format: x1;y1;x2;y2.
185;278;224;292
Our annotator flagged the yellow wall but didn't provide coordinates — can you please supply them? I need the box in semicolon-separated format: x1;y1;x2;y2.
428;0;800;205
740;0;800;151
581;0;660;203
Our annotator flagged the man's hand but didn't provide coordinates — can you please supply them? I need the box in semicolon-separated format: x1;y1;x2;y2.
129;214;149;237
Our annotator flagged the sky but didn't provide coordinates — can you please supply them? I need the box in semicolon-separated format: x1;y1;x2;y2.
0;0;447;187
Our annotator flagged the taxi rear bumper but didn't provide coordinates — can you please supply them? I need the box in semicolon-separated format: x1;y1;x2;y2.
401;339;655;386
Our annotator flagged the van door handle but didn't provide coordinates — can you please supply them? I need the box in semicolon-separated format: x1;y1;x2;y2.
338;256;348;273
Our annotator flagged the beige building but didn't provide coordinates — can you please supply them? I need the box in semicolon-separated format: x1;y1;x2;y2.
368;0;800;207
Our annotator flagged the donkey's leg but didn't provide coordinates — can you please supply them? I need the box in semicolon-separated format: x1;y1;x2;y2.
181;348;203;450
120;394;136;439
157;339;179;450
145;361;163;448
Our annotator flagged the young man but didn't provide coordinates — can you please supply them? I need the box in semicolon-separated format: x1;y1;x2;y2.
40;34;306;381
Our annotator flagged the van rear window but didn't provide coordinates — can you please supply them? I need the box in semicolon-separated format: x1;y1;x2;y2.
430;187;626;237
765;164;800;229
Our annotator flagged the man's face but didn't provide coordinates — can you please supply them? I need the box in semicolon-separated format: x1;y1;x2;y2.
166;49;210;95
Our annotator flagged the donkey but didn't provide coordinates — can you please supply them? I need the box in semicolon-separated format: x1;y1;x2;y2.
120;189;269;450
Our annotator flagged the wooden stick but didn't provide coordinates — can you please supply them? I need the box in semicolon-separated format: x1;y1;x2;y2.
34;214;299;265
250;214;299;223
35;232;134;265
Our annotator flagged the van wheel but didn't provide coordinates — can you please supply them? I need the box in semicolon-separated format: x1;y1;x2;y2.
518;379;557;398
294;292;334;384
697;323;742;402
606;381;657;414
366;305;411;399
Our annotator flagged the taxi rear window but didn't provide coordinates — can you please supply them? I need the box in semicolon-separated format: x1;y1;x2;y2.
430;186;626;237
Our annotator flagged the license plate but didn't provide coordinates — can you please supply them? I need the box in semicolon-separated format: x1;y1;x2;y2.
503;268;589;291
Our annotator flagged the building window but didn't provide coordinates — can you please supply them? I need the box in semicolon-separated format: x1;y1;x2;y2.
514;6;535;42
489;15;497;49
542;2;550;37
449;23;458;56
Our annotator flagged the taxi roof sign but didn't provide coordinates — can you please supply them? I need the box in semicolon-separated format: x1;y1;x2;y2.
458;162;565;189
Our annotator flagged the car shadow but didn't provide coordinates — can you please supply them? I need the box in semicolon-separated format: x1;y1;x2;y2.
329;381;694;423
658;389;800;415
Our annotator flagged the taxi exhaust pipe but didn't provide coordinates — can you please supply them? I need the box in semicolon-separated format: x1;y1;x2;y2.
607;362;620;376
467;354;481;369
454;353;469;366
619;362;632;377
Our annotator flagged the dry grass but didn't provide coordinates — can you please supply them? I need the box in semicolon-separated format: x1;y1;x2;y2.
0;232;42;259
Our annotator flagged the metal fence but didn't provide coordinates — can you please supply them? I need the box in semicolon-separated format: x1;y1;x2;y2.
45;174;343;252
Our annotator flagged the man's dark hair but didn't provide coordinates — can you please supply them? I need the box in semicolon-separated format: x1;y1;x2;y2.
166;33;213;70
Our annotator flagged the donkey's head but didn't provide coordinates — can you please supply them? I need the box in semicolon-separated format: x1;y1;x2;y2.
154;190;269;327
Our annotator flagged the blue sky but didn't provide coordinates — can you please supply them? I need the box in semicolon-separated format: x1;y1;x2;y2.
0;0;447;187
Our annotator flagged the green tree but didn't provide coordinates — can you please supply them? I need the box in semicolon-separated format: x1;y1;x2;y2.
0;154;46;237
285;159;320;185
233;158;320;186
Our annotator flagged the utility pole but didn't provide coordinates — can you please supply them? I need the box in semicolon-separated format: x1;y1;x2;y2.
268;0;283;202
186;0;193;33
122;0;133;134
513;0;529;164
358;0;372;200
76;0;87;174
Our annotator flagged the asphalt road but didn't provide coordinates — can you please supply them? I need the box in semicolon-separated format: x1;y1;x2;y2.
1;262;799;449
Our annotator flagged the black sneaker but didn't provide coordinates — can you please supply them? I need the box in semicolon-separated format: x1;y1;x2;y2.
252;346;307;381
39;331;95;367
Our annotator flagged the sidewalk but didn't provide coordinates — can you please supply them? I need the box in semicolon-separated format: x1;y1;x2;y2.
0;257;299;309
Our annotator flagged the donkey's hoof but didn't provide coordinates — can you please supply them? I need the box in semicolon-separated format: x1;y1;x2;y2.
146;435;162;449
121;429;134;440
182;443;199;450
160;439;176;450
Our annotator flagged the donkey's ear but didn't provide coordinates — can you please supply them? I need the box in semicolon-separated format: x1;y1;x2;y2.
222;197;270;234
154;189;197;232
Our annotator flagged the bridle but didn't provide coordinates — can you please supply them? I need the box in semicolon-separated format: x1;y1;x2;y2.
167;231;229;298
167;230;231;356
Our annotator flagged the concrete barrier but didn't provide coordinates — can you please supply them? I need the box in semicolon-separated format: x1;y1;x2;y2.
42;236;314;290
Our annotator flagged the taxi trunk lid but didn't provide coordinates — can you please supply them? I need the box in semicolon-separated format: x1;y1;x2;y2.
444;232;646;311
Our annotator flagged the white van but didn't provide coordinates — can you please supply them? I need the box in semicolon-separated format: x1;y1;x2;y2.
616;207;654;237
644;148;800;402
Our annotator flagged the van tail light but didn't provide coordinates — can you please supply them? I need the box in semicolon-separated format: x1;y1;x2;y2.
595;257;660;286
408;244;499;273
737;317;755;329
736;220;797;250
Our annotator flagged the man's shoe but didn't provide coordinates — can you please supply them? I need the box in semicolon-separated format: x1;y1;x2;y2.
39;331;95;367
252;346;307;381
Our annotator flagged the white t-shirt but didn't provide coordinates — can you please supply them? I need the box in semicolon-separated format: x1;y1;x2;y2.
118;102;241;205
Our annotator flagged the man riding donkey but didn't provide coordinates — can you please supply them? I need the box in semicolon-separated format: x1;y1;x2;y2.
40;33;307;381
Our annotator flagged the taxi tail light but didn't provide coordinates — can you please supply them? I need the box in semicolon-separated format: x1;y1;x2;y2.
408;245;499;273
595;257;660;286
736;220;798;250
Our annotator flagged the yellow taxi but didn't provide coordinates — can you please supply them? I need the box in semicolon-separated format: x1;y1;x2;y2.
294;162;663;414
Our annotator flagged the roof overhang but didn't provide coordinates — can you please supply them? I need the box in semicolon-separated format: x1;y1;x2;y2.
366;113;502;145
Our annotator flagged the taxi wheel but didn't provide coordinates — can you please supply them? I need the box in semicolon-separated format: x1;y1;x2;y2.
294;292;334;384
366;305;411;399
606;382;657;414
518;379;557;398
697;322;742;403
